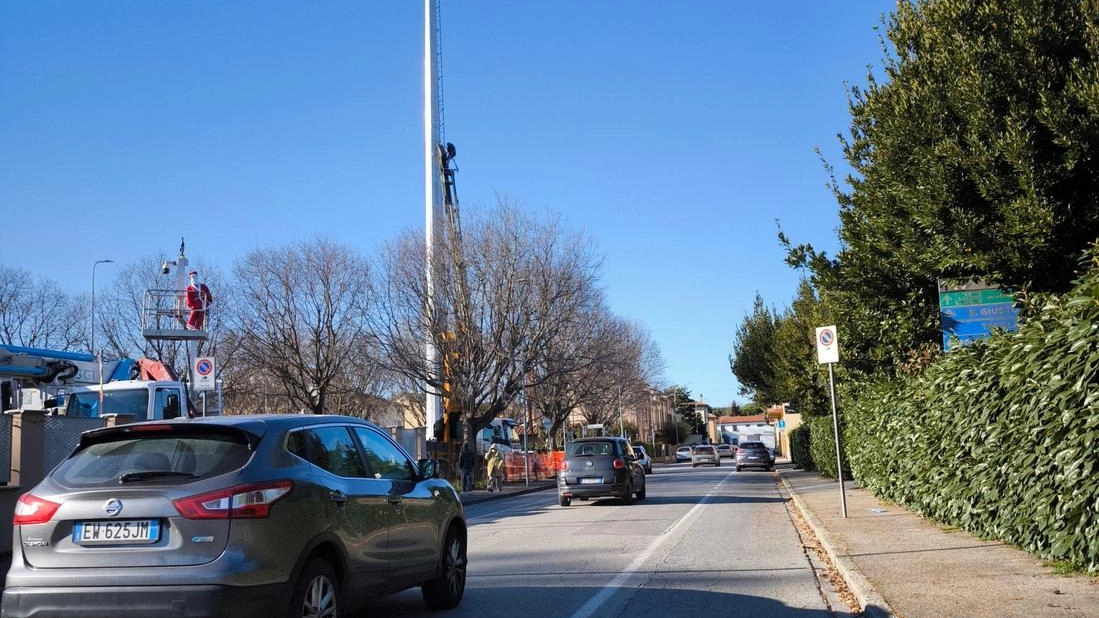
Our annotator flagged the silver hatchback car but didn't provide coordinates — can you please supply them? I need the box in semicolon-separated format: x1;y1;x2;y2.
691;444;721;467
2;414;467;618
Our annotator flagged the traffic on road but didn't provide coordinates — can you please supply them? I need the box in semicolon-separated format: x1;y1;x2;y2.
0;438;840;618
358;459;838;618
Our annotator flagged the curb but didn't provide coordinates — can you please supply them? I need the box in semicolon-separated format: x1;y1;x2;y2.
779;473;896;618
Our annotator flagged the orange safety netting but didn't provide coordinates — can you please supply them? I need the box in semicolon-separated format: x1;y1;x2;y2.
501;451;564;482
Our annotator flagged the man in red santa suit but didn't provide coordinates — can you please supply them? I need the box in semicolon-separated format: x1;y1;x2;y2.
185;270;214;330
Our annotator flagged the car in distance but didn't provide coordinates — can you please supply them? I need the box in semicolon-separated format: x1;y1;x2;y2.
1;414;467;618
632;445;653;474
675;445;693;462
736;441;775;471
558;437;646;507
691;444;720;467
715;443;735;458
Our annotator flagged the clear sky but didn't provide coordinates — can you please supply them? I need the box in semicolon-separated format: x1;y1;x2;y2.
1;1;895;409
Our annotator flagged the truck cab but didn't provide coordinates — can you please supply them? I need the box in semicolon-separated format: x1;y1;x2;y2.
64;380;186;421
475;417;520;455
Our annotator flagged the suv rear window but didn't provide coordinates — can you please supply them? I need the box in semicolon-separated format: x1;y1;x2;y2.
54;431;252;487
740;442;767;450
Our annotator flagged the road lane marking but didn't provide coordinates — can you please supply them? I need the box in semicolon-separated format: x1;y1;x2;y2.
466;494;555;524
567;470;736;618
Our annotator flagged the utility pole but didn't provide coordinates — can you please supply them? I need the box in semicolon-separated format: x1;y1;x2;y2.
423;0;442;440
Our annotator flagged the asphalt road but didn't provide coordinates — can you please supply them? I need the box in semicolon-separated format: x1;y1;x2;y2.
358;462;840;618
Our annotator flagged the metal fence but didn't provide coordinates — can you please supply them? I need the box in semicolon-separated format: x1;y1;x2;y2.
43;416;106;477
0;415;10;484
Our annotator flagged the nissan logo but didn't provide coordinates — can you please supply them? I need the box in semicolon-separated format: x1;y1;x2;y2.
103;499;123;517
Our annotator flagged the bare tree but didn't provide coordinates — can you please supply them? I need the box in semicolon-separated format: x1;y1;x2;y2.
0;264;85;350
529;304;617;449
578;318;665;433
367;202;602;443
228;238;380;414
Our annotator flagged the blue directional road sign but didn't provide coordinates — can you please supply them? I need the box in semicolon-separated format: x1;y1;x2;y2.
939;288;1018;351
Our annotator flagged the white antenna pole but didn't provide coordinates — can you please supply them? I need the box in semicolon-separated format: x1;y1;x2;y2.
424;0;442;439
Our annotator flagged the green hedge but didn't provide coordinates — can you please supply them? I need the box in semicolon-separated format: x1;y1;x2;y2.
844;248;1099;572
790;424;813;470
808;415;852;480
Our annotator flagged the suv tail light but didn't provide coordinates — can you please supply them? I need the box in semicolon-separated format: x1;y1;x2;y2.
174;480;293;519
612;458;625;469
13;493;61;525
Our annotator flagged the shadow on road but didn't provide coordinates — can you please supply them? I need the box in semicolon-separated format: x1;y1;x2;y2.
569;494;786;507
361;584;854;618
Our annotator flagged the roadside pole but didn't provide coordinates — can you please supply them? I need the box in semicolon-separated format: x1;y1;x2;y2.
522;385;530;487
816;325;847;518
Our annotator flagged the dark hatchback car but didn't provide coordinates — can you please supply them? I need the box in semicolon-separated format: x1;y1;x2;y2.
735;441;775;471
632;445;653;474
2;415;467;618
557;437;646;507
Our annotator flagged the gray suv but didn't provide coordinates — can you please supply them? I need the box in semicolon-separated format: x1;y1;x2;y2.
557;437;646;507
736;441;775;471
2;414;467;618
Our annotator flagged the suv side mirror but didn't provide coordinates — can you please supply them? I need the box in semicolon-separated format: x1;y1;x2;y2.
418;458;440;480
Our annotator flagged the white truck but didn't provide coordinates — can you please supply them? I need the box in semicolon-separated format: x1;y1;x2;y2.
475;417;519;455
0;345;202;420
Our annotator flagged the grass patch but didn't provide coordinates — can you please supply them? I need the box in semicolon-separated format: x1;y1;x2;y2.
1046;560;1082;576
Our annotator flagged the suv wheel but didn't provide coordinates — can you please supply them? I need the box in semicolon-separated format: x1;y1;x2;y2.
621;482;634;505
422;526;466;609
288;558;339;618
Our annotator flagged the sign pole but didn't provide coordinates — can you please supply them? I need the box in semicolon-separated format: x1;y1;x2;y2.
828;361;847;518
815;325;847;518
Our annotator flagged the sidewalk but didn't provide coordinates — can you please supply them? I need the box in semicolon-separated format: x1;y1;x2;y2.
777;464;1099;618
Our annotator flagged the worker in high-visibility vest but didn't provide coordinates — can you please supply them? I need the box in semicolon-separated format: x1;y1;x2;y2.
484;445;503;492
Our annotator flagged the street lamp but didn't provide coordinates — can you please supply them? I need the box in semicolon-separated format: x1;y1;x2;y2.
672;390;680;446
90;259;114;354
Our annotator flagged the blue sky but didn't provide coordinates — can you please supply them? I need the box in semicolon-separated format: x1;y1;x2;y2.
1;1;895;409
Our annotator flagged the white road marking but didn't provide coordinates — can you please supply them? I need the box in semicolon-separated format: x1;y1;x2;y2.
465;496;551;524
566;470;736;618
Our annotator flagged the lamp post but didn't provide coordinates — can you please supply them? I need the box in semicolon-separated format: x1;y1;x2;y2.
90;259;114;354
649;391;656;447
672;390;680;446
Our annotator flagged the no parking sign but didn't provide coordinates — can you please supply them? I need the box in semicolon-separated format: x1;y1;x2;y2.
194;357;215;391
815;326;839;364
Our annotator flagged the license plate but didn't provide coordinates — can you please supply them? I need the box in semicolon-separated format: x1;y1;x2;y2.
73;520;160;545
748;456;759;460
579;477;602;485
